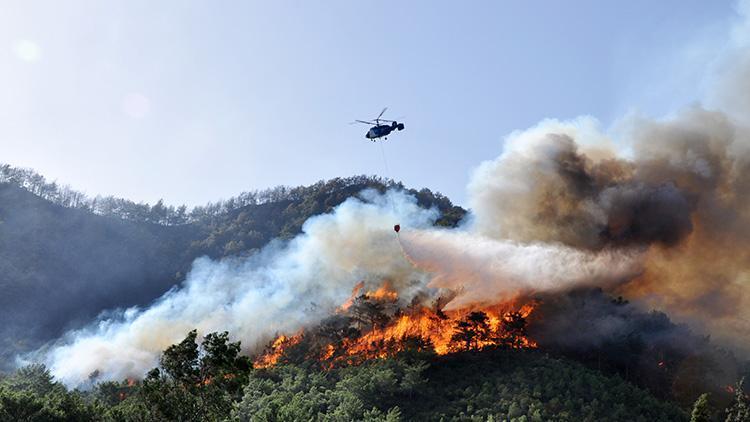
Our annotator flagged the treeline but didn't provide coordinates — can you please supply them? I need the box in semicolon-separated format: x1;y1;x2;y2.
0;163;459;226
6;329;742;421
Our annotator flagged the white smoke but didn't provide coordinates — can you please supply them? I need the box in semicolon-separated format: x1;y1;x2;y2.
400;230;642;310
40;190;434;386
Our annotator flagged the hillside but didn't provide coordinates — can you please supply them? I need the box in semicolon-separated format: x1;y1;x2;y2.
0;167;746;421
238;350;689;421
0;335;695;421
0;183;195;364
0;173;465;366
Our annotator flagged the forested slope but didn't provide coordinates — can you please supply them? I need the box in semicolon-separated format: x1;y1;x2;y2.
0;183;194;364
237;350;689;421
0;172;464;366
0;337;706;422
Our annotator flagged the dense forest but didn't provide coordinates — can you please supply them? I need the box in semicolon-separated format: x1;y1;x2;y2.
1;286;748;420
0;326;747;421
0;164;464;367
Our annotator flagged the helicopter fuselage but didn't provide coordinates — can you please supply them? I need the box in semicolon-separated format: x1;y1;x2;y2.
366;124;394;139
365;121;404;140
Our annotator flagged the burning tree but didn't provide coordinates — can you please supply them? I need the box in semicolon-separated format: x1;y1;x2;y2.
498;311;530;348
349;295;389;331
447;309;533;352
255;281;538;368
450;311;492;352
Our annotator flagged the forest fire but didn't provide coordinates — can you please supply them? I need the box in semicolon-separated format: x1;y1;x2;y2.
198;373;239;387
253;333;304;368
339;303;537;359
255;281;538;368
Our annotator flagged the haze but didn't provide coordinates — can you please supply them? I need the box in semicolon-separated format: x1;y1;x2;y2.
0;0;734;206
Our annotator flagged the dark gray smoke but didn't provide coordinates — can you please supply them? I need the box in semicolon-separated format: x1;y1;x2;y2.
468;108;750;350
475;131;697;250
528;288;742;405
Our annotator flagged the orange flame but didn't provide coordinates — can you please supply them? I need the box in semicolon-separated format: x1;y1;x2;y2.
254;282;539;368
254;333;304;368
340;281;365;312
366;280;398;302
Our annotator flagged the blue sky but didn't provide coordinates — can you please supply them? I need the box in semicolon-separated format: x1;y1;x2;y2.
0;1;737;207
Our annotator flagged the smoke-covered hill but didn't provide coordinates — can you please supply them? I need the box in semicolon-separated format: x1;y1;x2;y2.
0;172;464;368
0;183;194;366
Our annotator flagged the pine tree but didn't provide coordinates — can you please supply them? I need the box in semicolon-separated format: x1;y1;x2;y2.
725;378;749;422
450;311;491;351
689;393;711;422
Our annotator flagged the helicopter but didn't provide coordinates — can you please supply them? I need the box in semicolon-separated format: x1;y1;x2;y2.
352;107;405;141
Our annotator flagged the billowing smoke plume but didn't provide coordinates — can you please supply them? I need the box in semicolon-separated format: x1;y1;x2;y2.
461;2;750;347
468;118;697;250
38;190;433;386
466;110;750;348
37;1;750;386
399;229;642;310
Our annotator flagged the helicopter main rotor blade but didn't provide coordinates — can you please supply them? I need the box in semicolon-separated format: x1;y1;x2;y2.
352;120;375;125
377;107;388;120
